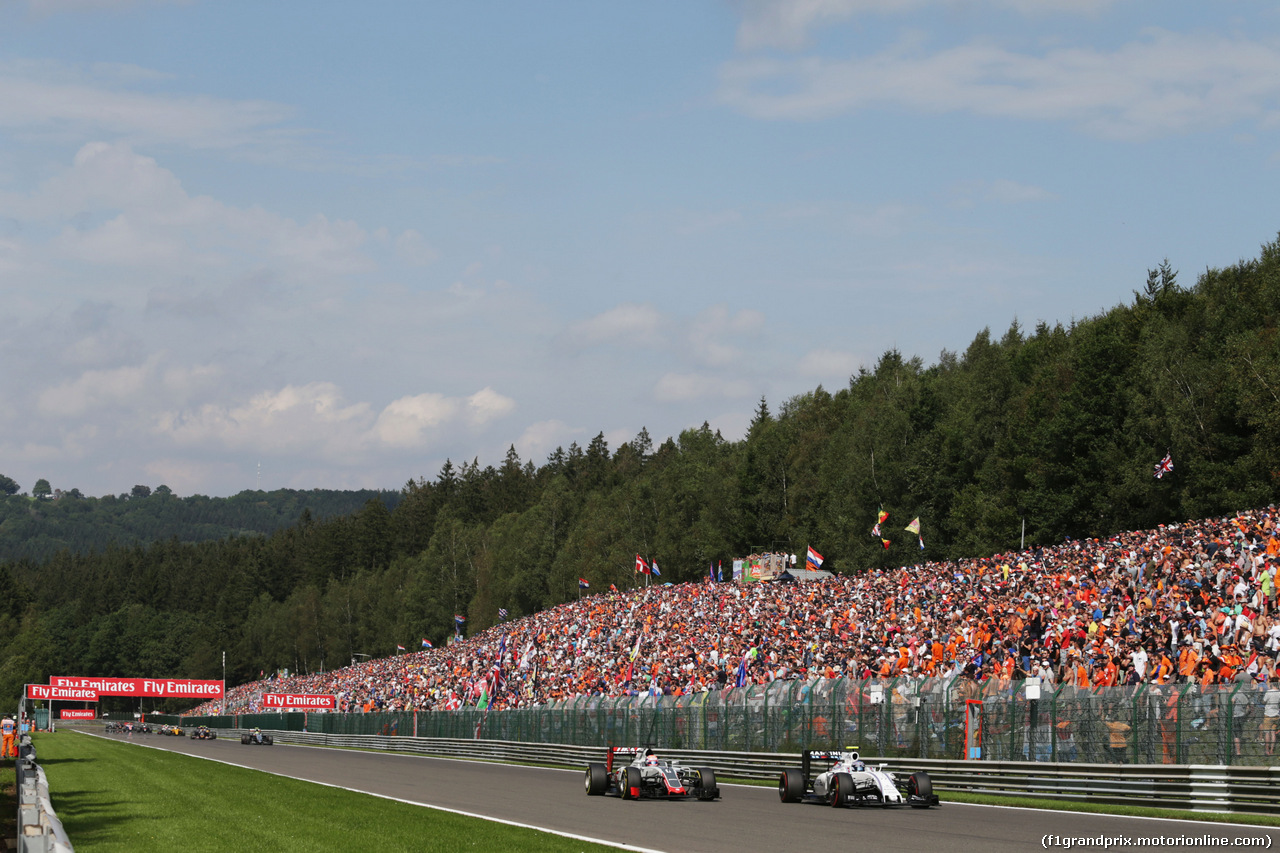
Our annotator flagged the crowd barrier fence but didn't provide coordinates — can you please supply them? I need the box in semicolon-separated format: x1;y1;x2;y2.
162;675;1280;767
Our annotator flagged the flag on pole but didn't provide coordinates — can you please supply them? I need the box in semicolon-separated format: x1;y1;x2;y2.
1154;452;1174;479
498;608;508;620
717;560;724;582
396;644;406;651
578;577;590;589
918;535;925;551
609;583;618;592
806;546;824;570
734;655;749;688
905;517;921;535
872;508;888;537
421;638;433;648
650;561;661;577
881;538;892;550
635;554;650;574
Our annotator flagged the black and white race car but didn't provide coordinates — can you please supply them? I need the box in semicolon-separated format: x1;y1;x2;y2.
584;747;719;801
778;749;939;808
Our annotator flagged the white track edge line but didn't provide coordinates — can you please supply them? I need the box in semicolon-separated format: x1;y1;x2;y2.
71;731;666;853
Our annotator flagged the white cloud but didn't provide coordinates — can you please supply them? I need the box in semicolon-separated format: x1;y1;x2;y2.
37;354;160;416
394;229;440;267
0;62;292;148
466;386;516;425
653;372;755;402
566;303;664;348
798;348;863;377
688;305;765;367
158;382;515;458
985;179;1057;204
718;29;1280;140
5;141;373;280
371;394;461;449
26;0;190;14
733;0;1122;50
515;419;579;461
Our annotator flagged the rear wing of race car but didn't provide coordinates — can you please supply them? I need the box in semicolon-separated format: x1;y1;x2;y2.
801;748;859;777
606;746;645;774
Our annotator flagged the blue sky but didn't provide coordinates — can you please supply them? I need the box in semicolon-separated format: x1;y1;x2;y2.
2;0;1277;497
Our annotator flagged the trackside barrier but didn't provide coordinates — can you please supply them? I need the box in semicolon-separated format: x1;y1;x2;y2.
175;727;1279;816
16;736;74;853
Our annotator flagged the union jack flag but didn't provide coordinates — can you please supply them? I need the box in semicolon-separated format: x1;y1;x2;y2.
1154;453;1174;479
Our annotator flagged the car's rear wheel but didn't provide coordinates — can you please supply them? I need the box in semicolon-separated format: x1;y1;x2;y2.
829;772;852;807
779;770;804;803
585;763;608;796
908;771;933;807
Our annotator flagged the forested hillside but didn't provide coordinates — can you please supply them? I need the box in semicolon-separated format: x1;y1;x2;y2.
0;488;400;562
4;240;1279;711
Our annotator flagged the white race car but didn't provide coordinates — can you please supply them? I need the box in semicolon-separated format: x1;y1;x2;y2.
584;746;720;801
779;749;938;808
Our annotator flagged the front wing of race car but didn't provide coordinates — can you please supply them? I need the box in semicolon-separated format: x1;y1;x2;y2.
584;748;719;800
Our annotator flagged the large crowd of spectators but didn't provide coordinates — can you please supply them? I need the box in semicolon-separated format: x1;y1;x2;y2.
190;509;1280;723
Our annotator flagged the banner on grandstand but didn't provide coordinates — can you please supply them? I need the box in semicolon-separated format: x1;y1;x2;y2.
27;684;100;701
59;709;96;720
50;677;224;699
261;693;337;710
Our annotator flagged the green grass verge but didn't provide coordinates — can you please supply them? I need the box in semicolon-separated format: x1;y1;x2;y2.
32;733;618;853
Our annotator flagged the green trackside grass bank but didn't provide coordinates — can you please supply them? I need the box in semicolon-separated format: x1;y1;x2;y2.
31;733;617;853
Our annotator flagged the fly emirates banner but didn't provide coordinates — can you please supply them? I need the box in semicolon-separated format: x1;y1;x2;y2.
50;677;224;699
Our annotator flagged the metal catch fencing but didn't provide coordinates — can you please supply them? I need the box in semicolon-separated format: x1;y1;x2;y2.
166;675;1280;767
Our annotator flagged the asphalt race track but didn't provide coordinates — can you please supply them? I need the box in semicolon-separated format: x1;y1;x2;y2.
91;730;1279;852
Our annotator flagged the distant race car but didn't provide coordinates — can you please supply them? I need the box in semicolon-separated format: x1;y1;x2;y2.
240;729;274;745
157;725;185;736
778;749;939;808
584;747;719;801
190;726;217;740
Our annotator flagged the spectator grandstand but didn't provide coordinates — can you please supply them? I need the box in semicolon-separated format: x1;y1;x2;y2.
189;509;1279;720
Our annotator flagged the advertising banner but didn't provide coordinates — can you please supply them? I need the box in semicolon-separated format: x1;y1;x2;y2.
59;709;96;720
262;693;337;710
50;677;224;699
27;684;100;701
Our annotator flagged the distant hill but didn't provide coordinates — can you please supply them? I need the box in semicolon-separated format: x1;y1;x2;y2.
0;488;401;562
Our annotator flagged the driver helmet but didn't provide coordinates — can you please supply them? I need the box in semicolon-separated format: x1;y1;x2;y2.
644;748;658;766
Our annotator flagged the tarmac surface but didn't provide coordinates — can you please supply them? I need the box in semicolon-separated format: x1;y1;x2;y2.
91;729;1280;852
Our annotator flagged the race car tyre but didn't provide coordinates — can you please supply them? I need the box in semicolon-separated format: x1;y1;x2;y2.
908;771;933;806
695;767;717;800
264;735;274;745
585;763;608;796
240;735;250;744
778;770;804;803
622;766;643;800
829;773;853;808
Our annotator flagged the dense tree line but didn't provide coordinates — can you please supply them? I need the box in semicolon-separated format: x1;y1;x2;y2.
5;239;1280;711
0;488;400;562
